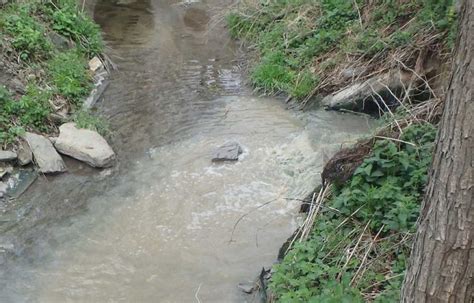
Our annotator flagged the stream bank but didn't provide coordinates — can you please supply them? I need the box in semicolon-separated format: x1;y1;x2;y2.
0;0;115;202
226;0;455;301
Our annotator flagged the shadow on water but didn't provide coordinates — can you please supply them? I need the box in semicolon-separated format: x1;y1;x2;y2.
0;0;374;302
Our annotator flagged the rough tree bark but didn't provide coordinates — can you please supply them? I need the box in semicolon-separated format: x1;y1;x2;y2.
400;1;473;302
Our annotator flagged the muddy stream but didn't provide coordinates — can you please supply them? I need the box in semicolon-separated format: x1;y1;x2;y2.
0;0;373;301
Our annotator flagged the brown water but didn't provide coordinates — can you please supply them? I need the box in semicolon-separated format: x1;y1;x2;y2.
0;0;373;302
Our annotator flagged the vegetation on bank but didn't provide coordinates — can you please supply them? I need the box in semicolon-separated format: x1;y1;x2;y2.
0;0;106;146
227;0;456;100
270;123;436;301
227;0;456;302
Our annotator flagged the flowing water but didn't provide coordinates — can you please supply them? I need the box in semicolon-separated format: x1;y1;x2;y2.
0;0;373;301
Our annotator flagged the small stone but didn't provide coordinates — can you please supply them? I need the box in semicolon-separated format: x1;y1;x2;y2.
26;74;36;81
17;140;32;166
0;182;7;198
23;132;66;174
54;123;115;168
89;57;103;72
341;67;366;80
0;150;17;162
237;283;255;294
212;141;243;162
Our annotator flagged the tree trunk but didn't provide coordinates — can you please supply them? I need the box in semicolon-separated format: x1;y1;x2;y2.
400;1;474;302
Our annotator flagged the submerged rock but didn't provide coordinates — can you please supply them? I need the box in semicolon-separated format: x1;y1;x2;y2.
5;169;38;199
0;182;7;198
0;150;16;162
54;123;115;168
212;141;242;162
24;132;66;174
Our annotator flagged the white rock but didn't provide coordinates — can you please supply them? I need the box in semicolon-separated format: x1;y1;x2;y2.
0;150;17;162
54;123;115;168
23;132;66;174
88;56;103;72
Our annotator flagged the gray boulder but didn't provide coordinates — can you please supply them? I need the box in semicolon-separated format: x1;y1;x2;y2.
0;150;16;162
24;132;66;173
212;141;243;162
54;123;115;168
321;70;410;111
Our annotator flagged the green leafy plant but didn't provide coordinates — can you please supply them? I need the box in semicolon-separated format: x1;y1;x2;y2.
4;85;52;131
270;123;437;301
47;49;92;105
43;0;104;56
1;8;52;60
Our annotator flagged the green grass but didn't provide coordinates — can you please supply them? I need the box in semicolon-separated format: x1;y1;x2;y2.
72;109;110;137
269;123;437;302
228;0;457;100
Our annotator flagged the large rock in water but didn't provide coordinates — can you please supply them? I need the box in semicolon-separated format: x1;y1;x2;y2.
23;132;66;173
212;141;243;162
54;123;115;168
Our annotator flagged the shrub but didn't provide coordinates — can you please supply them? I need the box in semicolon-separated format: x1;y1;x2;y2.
334;123;436;232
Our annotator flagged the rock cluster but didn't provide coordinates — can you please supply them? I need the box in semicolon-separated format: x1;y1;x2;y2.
0;123;115;200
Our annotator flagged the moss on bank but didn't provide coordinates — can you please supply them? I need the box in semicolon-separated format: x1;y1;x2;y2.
227;0;456;100
0;0;106;146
